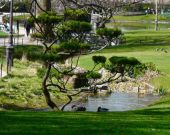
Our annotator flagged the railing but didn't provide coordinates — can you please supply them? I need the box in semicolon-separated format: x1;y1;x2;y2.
0;37;42;46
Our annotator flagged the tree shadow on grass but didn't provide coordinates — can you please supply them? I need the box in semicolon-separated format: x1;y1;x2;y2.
134;107;170;115
0;103;35;111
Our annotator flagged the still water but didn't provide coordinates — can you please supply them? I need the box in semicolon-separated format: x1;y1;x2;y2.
106;22;170;31
65;92;160;112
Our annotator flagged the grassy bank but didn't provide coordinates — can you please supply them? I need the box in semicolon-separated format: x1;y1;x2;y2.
78;30;170;90
0;46;80;110
113;14;170;22
0;107;170;135
0;31;8;38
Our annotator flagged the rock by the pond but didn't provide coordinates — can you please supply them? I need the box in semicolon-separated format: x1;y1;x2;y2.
108;71;159;94
71;105;86;112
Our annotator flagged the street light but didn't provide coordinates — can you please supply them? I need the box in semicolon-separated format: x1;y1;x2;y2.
6;0;14;74
155;0;158;31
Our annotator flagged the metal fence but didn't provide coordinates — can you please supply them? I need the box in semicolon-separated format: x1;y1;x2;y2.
0;37;42;46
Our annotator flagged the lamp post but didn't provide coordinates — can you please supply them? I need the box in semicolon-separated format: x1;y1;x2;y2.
6;0;14;74
155;0;158;31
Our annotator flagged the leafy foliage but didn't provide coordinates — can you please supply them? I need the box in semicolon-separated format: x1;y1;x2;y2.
86;71;102;79
59;39;91;53
92;56;107;64
97;28;122;39
35;12;63;25
64;9;90;22
158;86;167;96
58;20;92;40
109;56;141;65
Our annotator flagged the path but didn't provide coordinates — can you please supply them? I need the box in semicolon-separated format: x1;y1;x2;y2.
0;13;41;46
0;26;41;46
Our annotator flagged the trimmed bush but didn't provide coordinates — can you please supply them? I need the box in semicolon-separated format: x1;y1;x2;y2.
92;56;107;64
64;9;90;22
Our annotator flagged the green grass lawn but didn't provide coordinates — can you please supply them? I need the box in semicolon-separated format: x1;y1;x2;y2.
0;107;170;135
113;14;170;22
13;14;30;22
0;31;8;38
1;30;170;135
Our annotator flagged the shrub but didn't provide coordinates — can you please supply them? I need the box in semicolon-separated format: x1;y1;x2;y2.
92;56;107;64
86;71;102;79
64;9;90;22
158;86;167;96
97;28;122;39
60;20;92;34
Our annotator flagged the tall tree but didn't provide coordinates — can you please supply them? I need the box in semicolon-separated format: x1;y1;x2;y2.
28;0;146;111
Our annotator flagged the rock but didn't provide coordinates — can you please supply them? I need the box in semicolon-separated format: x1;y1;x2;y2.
96;84;108;90
71;105;86;112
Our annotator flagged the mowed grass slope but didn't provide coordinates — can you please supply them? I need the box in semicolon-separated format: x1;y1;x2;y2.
0;109;170;135
0;31;8;38
113;14;170;22
78;30;170;90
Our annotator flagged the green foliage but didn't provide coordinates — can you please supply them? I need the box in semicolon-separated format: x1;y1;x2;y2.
14;47;63;62
27;17;34;27
59;39;90;52
132;64;146;77
158;86;167;96
59;40;81;51
80;43;91;50
86;71;102;79
64;9;90;22
126;57;141;65
107;56;142;77
31;33;44;39
13;1;31;12
32;12;63;25
0;0;31;12
109;56;141;65
59;20;91;35
37;67;62;79
28;12;63;41
13;15;30;22
132;62;156;77
37;68;45;78
13;45;43;60
27;52;61;62
0;31;8;38
97;28;122;39
92;56;107;64
144;62;156;71
74;73;89;88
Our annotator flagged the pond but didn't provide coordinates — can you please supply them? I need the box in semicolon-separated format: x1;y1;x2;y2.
65;92;160;112
106;21;170;31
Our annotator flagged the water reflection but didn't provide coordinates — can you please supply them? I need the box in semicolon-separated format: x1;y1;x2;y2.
106;22;170;31
65;92;160;112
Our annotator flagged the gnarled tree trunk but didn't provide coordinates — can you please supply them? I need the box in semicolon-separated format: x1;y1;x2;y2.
42;62;59;110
